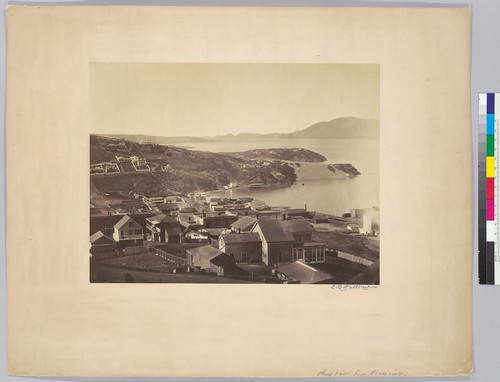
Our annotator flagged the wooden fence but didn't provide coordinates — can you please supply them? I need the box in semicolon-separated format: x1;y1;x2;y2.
337;251;374;267
150;247;187;268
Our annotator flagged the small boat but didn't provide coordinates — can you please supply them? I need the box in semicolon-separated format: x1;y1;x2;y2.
223;182;237;190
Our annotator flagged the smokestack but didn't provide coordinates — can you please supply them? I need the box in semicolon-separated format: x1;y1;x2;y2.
304;203;307;211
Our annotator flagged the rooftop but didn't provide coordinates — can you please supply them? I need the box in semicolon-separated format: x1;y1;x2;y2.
230;216;257;230
186;245;224;261
254;218;314;243
254;220;294;243
203;228;226;236
147;214;178;224
90;230;115;245
114;215;138;230
281;218;314;234
276;261;334;284
165;226;183;235
220;233;261;244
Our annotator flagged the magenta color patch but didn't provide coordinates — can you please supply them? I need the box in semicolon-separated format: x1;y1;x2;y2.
487;199;495;220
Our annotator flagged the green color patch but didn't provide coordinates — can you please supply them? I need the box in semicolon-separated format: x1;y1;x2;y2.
487;135;495;157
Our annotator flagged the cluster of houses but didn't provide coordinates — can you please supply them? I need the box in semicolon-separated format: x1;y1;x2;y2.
90;192;337;283
90;188;380;283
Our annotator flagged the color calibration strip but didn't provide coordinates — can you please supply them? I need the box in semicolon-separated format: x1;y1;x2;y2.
479;93;499;284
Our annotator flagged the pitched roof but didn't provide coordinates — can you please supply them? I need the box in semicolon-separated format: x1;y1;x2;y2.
90;231;115;245
210;253;237;267
187;245;224;261
230;216;257;230
254;220;294;243
276;261;334;284
114;215;137;230
281;218;314;234
220;233;261;244
147;213;178;224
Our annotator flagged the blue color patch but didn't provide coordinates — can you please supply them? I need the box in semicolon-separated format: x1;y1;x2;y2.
487;114;495;135
488;93;495;114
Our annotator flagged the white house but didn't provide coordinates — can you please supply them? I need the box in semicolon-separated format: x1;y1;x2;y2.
113;215;144;247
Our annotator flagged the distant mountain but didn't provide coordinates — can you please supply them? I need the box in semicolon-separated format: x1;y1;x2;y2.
97;117;379;143
282;117;379;139
215;117;379;141
215;132;284;141
95;134;219;145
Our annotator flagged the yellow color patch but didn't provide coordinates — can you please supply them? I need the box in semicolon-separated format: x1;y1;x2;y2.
487;156;495;178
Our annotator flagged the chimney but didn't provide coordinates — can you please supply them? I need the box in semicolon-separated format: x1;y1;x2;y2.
304;203;307;211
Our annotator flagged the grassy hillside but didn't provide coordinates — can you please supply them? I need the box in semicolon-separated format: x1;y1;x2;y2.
91;136;299;196
90;135;361;197
223;148;326;162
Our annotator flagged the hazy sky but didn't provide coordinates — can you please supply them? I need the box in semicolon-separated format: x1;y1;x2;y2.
91;63;379;137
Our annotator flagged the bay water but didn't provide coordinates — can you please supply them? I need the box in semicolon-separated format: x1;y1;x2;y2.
173;138;379;216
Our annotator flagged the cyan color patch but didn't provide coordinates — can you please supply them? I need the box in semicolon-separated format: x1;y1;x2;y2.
487;113;495;135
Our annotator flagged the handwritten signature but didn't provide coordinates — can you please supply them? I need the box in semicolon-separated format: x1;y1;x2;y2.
318;369;405;377
330;285;378;291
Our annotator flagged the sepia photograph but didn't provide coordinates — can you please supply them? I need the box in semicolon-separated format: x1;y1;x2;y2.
89;63;380;284
7;6;472;377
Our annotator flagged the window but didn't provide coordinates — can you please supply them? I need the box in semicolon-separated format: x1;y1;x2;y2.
135;229;141;234
120;230;124;238
241;252;247;261
129;221;134;227
129;229;133;235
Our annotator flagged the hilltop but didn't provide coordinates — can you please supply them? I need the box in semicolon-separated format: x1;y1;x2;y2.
283;117;379;139
90;135;360;198
216;117;379;141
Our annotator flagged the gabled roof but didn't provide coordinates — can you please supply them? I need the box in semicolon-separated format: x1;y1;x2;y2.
254;220;294;243
220;233;261;244
147;213;178;224
210;253;237;267
114;215;138;230
90;231;115;245
281;218;314;234
276;261;334;284
187;245;224;261
230;216;257;230
253;218;314;242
